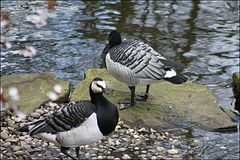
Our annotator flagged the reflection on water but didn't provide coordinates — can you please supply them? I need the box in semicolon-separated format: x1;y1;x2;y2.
1;1;238;106
1;0;239;158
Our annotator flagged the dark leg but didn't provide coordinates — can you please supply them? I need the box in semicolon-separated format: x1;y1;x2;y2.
145;84;150;99
135;85;150;101
119;86;135;110
75;147;80;158
61;146;78;160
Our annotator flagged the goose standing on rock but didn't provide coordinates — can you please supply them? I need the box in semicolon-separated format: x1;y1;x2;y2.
16;78;119;160
102;31;188;110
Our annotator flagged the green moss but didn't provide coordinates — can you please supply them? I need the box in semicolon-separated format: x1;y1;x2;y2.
2;72;69;113
72;68;235;130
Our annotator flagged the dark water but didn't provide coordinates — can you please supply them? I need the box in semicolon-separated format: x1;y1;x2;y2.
1;0;239;158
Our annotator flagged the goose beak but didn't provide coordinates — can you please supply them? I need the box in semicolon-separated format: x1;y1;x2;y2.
102;88;109;95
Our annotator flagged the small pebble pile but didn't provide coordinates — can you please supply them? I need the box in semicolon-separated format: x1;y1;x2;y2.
0;102;223;159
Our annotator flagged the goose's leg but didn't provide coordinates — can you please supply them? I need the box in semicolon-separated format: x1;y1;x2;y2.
119;86;135;110
75;147;80;158
135;85;150;101
61;146;78;160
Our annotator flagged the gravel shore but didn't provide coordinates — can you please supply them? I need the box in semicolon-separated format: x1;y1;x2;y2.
0;102;237;159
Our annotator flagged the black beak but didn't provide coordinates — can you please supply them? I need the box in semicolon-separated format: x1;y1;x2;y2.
102;88;109;95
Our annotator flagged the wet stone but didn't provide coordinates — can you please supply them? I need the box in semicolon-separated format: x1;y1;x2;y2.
193;139;201;146
167;148;179;155
1;131;9;140
14;150;25;156
149;134;156;139
157;147;166;152
107;156;115;159
7;119;15;126
97;155;104;159
35;109;44;115
122;154;131;159
6;137;18;143
30;112;41;119
12;146;21;151
3;142;11;147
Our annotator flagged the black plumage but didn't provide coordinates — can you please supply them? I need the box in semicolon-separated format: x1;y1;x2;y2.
16;78;119;159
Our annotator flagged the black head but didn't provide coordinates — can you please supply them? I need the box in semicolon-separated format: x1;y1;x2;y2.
108;30;122;49
90;77;108;94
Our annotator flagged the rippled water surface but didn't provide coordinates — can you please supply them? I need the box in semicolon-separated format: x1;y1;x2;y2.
1;0;239;158
1;1;239;106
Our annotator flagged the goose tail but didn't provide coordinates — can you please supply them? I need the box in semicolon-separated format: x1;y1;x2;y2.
163;68;188;84
16;119;45;136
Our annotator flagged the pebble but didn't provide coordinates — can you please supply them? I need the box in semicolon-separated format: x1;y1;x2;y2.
167;148;179;155
1;130;9;140
122;124;130;128
157;147;166;152
3;142;11;147
138;127;148;133
141;150;147;154
30;112;41;119
149;134;156;139
7;119;15;126
107;156;115;159
193;139;201;146
15;150;25;156
35;109;44;115
134;147;140;150
122;154;131;159
14;117;22;123
118;147;127;152
97;155;104;159
115;139;120;145
12;146;21;151
6;137;18;143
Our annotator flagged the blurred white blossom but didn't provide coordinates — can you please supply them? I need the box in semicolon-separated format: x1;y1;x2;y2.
16;110;27;120
47;91;58;101
8;87;20;101
1;41;12;49
1;19;9;29
19;46;37;57
54;84;62;94
0;12;10;29
26;10;48;28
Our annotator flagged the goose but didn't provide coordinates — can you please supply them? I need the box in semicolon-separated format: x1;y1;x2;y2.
16;78;119;159
102;31;188;110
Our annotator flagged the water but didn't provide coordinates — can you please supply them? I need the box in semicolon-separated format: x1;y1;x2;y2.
1;0;239;158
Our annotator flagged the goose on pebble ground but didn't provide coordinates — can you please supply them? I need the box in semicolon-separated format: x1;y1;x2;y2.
16;78;119;160
102;31;188;110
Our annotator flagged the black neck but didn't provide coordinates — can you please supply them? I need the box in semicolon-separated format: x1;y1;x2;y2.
89;88;105;105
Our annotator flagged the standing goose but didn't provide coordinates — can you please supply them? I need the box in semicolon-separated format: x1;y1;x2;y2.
16;78;119;160
103;31;188;110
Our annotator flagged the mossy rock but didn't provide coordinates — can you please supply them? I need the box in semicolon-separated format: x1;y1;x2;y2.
1;72;70;113
72;68;235;131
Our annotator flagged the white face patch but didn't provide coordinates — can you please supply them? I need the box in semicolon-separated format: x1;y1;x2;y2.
91;80;106;93
96;81;106;89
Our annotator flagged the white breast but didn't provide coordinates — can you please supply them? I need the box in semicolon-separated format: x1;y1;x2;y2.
106;53;138;86
37;113;104;147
